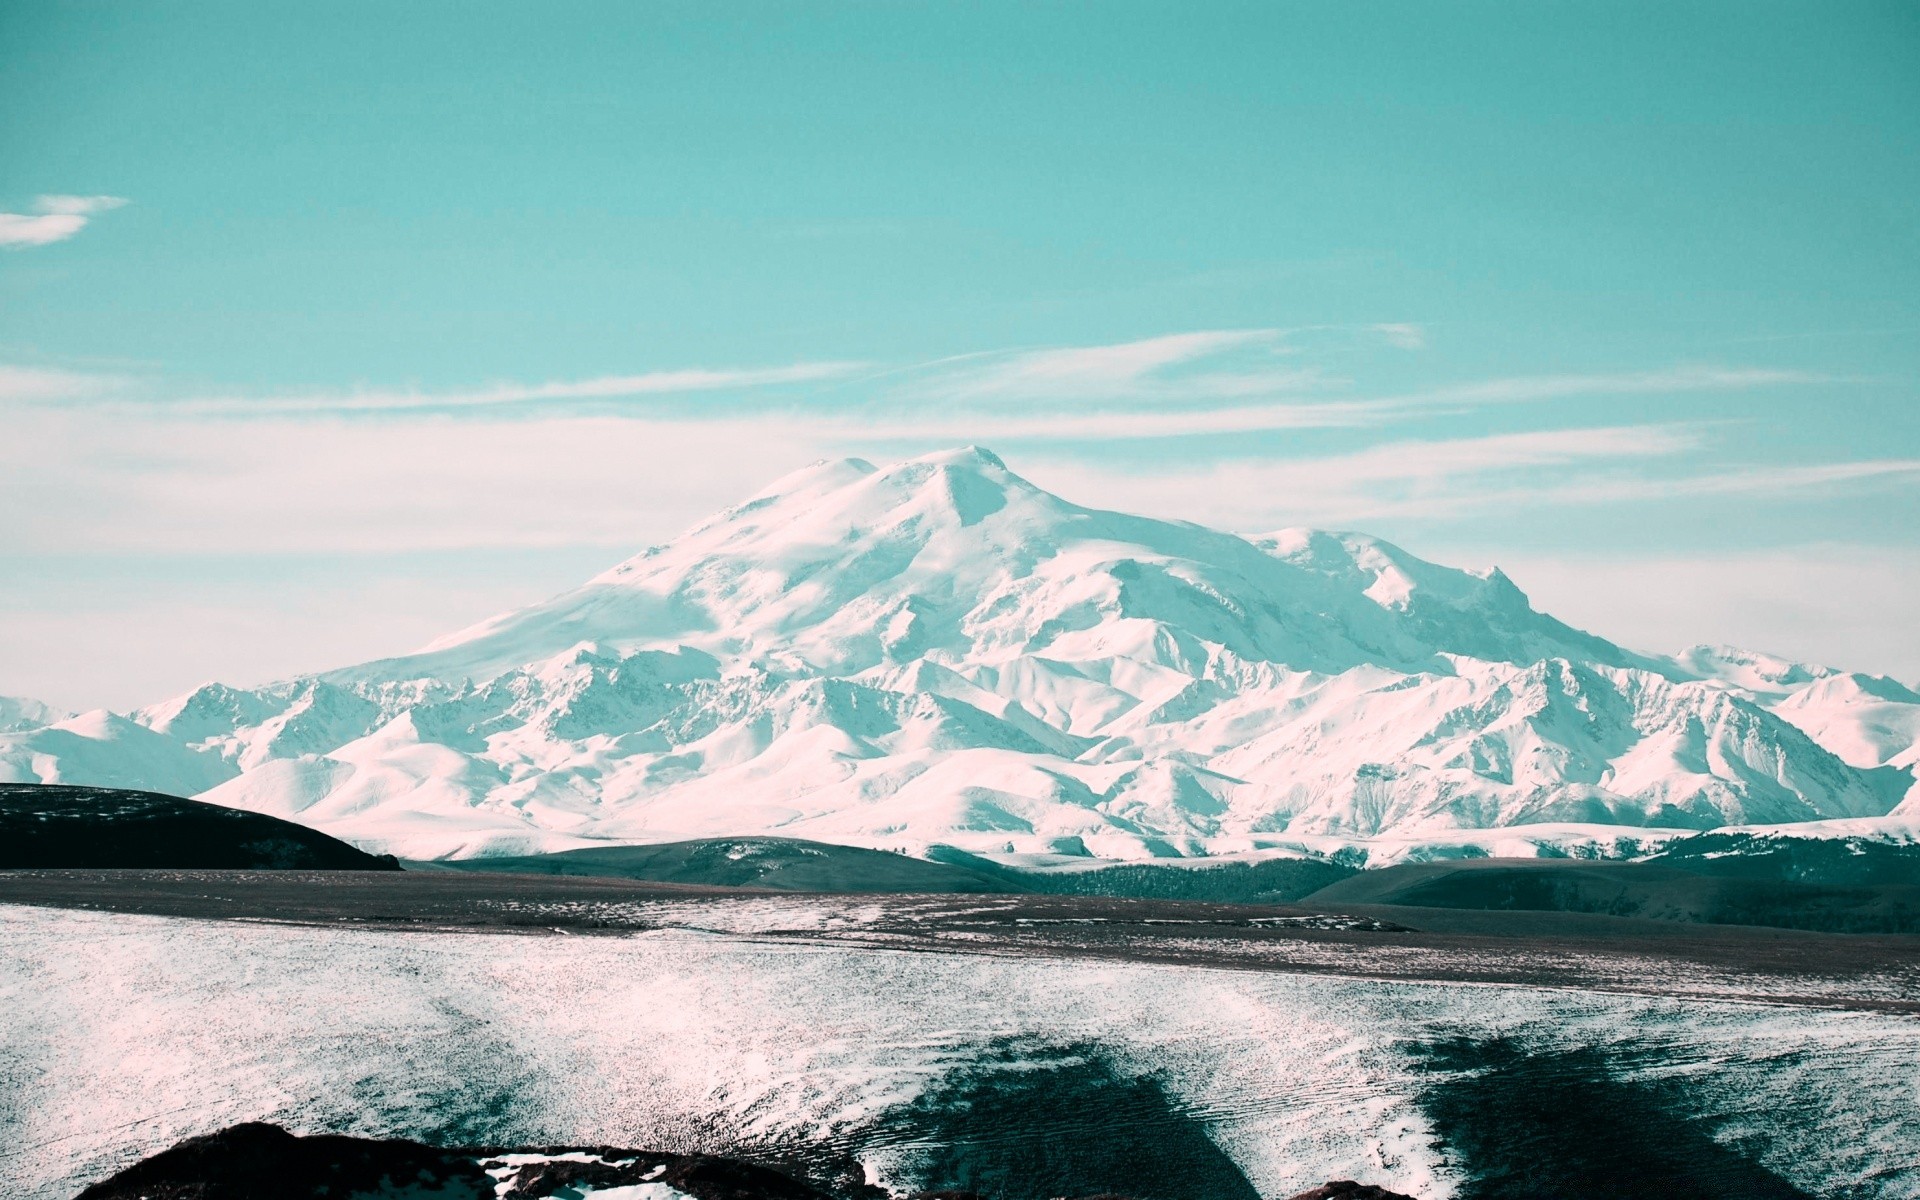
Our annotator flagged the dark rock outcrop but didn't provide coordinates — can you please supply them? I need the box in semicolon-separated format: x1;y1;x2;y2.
0;783;399;871
905;1194;1142;1200
76;1122;488;1199
75;1121;1423;1200
1285;1182;1420;1200
76;1122;835;1200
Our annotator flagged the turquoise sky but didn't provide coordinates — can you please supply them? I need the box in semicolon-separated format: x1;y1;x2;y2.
3;1;1918;708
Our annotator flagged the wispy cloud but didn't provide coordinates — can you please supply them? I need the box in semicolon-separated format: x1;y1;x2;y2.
899;328;1329;406
1018;424;1920;531
853;398;1384;440
1020;425;1691;525
0;195;127;248
1381;365;1837;408
889;328;1832;424
21;404;1908;563
0;405;835;555
1481;545;1920;679
34;195;127;217
1372;323;1427;350
2;327;1879;561
1488;457;1920;508
7;316;1837;440
853;364;1830;443
0;364;130;401
122;361;868;415
1310;424;1704;487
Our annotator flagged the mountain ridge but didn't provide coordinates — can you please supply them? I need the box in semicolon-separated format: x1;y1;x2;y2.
3;446;1914;860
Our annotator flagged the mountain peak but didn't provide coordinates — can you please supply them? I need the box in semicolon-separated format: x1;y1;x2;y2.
913;444;1007;471
854;445;1035;528
738;455;878;507
0;694;68;734
15;445;1910;859
365;448;1657;696
680;448;1027;548
860;445;1024;497
1672;644;1840;695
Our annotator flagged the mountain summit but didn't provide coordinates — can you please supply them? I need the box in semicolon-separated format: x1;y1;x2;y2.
351;445;1636;685
4;448;1913;859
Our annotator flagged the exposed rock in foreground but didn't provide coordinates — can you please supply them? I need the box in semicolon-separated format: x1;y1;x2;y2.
0;783;399;871
75;1122;837;1200
1284;1183;1421;1200
908;1187;1415;1200
74;1123;1420;1200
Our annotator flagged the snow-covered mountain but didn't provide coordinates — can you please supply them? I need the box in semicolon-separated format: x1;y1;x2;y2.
4;447;1914;859
0;694;68;734
1772;673;1920;771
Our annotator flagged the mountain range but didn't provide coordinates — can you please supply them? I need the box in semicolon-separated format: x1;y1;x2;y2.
4;446;1916;861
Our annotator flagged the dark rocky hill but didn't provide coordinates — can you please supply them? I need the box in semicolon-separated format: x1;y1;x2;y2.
419;836;1021;893
0;783;398;871
1303;854;1920;934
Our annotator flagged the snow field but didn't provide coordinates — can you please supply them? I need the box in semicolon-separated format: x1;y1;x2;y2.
4;905;1918;1199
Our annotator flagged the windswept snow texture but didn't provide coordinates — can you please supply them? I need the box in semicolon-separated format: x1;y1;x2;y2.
3;906;1918;1200
7;448;1914;858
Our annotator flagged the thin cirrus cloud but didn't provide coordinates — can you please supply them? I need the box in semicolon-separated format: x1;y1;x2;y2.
0;195;127;248
147;361;871;415
0;364;131;401
854;328;1833;424
7;324;1837;434
1;326;1889;556
0;412;1677;556
1372;323;1428;350
1484;544;1920;679
893;327;1339;406
5;389;1915;566
1021;424;1709;528
1380;365;1839;408
850;399;1383;441
127;338;1337;421
859;366;1831;443
0;405;841;555
1482;457;1920;510
1017;424;1920;532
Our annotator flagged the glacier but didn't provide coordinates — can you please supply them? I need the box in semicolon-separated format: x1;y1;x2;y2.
2;446;1915;860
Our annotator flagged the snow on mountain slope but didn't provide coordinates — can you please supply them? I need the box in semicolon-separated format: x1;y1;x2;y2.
1667;644;1841;699
1772;674;1920;770
346;448;1645;686
29;447;1919;858
0;710;237;796
0;694;68;734
1666;649;1920;813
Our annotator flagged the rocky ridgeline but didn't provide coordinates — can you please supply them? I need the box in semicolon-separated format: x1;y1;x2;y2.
75;1123;1418;1200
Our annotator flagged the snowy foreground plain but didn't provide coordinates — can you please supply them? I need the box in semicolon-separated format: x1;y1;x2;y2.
6;898;1920;1199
